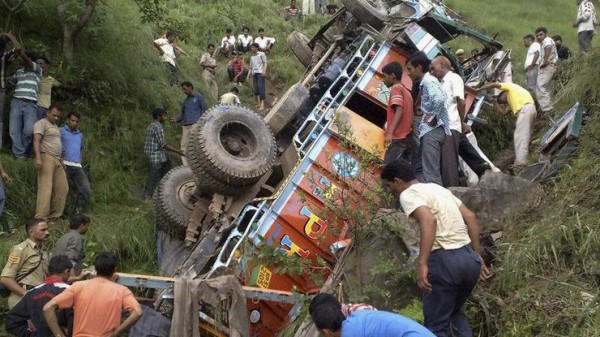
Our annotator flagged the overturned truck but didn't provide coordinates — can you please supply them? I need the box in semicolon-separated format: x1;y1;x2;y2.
146;1;513;335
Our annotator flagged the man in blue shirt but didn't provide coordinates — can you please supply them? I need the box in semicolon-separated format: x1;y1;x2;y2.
173;81;208;166
406;52;450;186
61;111;91;213
310;296;435;337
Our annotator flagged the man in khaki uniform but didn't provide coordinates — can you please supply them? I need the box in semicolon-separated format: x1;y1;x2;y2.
199;43;218;101
33;105;68;221
1;218;50;309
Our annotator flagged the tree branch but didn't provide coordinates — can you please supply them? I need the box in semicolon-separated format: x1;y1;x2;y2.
72;0;97;37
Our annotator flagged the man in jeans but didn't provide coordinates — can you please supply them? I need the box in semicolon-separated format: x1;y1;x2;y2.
33;106;68;222
173;82;208;166
248;43;268;111
0;32;20;149
61;111;91;213
522;34;540;96
573;0;596;53
381;160;490;337
535;27;558;114
9;40;42;159
406;52;450;186
143;108;185;200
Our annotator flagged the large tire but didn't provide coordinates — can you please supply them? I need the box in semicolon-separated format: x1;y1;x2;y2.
154;166;197;240
341;0;388;30
264;83;310;135
288;31;312;68
188;104;277;188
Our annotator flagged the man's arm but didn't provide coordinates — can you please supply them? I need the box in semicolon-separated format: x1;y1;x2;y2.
199;54;216;69
106;304;143;337
411;206;437;293
153;40;164;55
44;299;67;337
261;54;268;76
5;296;31;337
33;133;43;171
476;82;501;91
540;45;552;67
529;51;540;71
458;204;492;281
0;276;26;297
385;105;403;142
163;144;185;157
0;162;11;183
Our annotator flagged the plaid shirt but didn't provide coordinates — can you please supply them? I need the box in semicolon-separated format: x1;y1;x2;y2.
144;121;167;163
418;73;451;138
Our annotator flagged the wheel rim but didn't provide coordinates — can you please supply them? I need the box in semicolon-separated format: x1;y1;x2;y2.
219;122;258;159
177;181;197;211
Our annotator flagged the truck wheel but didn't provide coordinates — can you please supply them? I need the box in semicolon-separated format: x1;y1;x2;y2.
154;166;197;240
288;31;312;68
264;83;309;135
341;0;388;30
193;165;243;196
188;104;277;187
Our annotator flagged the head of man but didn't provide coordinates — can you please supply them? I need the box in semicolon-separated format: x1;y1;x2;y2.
381;61;403;88
552;35;563;48
70;213;91;234
36;57;50;75
523;34;535;48
230;87;239;94
181;81;194;96
290;0;297;8
455;49;465;63
46;105;61;125
258;28;265;38
309;293;341;316
310;300;345;337
250;43;259;54
242;26;250;36
430;55;451;80
535;27;547;43
206;43;215;55
496;91;508;105
26;218;49;243
152;107;168;123
48;255;73;282
471;48;480;60
381;159;417;196
225;28;232;37
166;31;176;43
406;51;430;82
66;111;81;131
94;251;118;278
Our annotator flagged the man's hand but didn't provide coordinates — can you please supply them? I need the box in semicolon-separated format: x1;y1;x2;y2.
261;73;266;78
539;62;547;69
461;122;472;134
479;257;492;281
1;171;11;183
233;75;239;82
384;132;393;142
417;263;432;293
573;20;580;28
35;158;43;171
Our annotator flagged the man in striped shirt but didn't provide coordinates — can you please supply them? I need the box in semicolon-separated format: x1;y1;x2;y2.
9;42;42;159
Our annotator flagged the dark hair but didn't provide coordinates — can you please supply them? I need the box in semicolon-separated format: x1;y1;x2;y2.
309;293;340;315
48;255;73;275
381;159;416;182
408;51;431;73
66;111;81;119
552;35;562;41
242;26;249;32
207;43;215;49
37;56;50;65
70;214;90;230
166;31;176;38
535;27;547;34
152;108;167;119
523;34;535;41
48;104;60;113
381;61;403;79
230;87;239;94
25;218;45;234
496;91;507;104
310;302;345;331
258;27;265;32
94;251;118;277
181;81;193;89
251;42;260;49
226;28;232;33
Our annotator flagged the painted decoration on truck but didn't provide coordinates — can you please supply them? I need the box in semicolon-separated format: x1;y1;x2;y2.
331;152;360;178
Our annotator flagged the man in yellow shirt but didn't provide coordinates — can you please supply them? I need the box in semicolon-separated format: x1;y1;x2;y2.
35;57;60;120
477;82;537;168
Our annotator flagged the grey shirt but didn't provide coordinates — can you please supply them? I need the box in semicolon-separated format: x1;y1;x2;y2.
54;230;85;274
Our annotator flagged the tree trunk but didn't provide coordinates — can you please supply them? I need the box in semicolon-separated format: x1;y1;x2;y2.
53;0;98;65
62;27;74;65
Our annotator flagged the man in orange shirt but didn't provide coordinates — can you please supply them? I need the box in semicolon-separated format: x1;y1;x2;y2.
43;252;142;337
381;61;414;165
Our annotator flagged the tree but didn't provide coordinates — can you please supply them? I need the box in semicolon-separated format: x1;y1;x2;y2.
1;0;26;31
53;0;98;65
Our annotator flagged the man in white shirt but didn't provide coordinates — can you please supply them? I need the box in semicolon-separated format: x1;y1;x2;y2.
535;27;558;114
220;28;236;57
247;43;268;110
254;28;276;52
522;34;540;96
381;159;490;337
573;0;596;52
153;32;178;85
237;26;253;53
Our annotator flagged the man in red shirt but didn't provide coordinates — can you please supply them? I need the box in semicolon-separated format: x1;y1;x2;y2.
227;51;249;84
381;61;414;165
